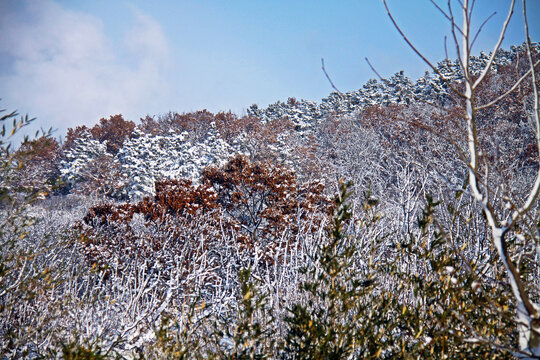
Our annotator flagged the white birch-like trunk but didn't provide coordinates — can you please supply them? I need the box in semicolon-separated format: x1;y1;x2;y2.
461;1;539;356
383;0;540;355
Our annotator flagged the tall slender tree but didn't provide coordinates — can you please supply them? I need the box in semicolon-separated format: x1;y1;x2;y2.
383;0;540;356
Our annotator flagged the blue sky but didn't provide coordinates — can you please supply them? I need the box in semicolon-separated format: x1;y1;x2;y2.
0;0;538;140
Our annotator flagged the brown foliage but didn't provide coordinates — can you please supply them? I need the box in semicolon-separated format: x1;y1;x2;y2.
63;125;90;152
202;155;329;248
90;114;136;154
134;179;219;221
139;110;223;141
78;177;220;273
78;192;217;276
78;155;329;272
83;203;135;227
63;114;135;155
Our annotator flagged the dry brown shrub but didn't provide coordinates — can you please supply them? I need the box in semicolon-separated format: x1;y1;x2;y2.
77;155;329;272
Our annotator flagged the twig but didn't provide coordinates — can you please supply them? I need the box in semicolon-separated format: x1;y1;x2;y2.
321;58;343;95
470;12;497;49
444;36;450;61
364;57;386;83
429;0;465;37
468;0;476;19
510;0;540;229
382;0;465;98
448;0;467;79
476;59;540;110
473;0;516;89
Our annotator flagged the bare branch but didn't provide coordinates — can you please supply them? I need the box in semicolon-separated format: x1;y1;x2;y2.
468;0;476;19
511;0;540;226
470;11;497;49
321;58;343;95
382;0;465;98
523;0;540;162
449;0;467;80
473;0;516;89
494;227;538;318
444;36;450;61
402;116;469;163
364;57;385;82
367;54;460;118
429;0;465;36
477;59;540;110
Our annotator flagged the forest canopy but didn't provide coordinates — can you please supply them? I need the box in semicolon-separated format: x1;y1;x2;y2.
1;1;539;358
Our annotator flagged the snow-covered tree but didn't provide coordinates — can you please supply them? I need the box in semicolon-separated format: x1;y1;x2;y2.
60;130;114;193
117;123;234;200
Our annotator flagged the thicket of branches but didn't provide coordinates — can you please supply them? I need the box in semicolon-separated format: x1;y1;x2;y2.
1;1;539;359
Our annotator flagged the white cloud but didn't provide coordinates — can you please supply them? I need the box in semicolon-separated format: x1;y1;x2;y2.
124;5;170;65
0;0;172;139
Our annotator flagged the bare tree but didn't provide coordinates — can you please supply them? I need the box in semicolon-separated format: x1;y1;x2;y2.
383;0;540;357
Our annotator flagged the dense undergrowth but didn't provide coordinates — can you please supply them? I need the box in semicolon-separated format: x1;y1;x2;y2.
0;41;539;359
